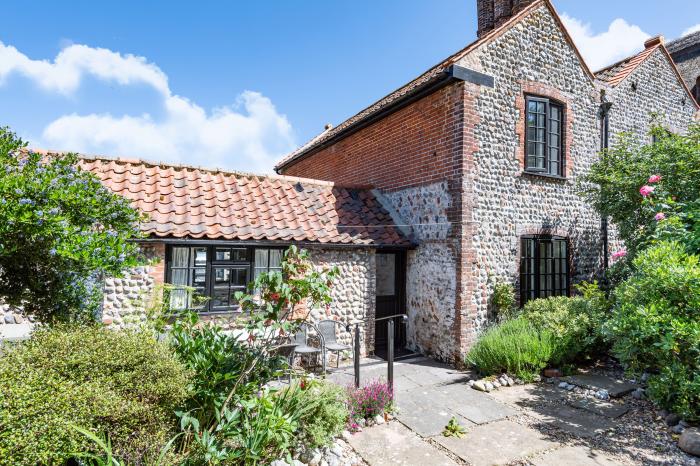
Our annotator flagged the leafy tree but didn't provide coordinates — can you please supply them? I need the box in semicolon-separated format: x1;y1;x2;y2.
0;127;142;323
581;124;700;259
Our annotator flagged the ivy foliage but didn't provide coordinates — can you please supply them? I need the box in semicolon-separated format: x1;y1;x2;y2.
0;127;143;323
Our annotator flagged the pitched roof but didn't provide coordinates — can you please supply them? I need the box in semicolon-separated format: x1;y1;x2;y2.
594;39;699;110
33;151;412;247
667;30;700;55
275;0;594;172
594;45;659;87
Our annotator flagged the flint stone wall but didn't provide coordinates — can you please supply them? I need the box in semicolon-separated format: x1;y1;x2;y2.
306;248;376;356
607;47;697;146
384;182;458;361
459;4;604;337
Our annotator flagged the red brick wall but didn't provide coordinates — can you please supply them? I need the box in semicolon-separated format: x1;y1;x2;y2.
142;242;166;285
281;83;467;193
282;81;484;362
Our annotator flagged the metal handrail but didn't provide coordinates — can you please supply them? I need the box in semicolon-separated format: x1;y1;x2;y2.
349;313;408;392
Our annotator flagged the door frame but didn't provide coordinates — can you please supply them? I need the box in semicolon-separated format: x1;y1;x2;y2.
374;249;407;353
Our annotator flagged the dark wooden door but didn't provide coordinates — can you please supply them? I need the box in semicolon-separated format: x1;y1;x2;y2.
374;251;406;355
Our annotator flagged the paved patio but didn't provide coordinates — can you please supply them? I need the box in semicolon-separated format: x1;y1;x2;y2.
326;356;684;466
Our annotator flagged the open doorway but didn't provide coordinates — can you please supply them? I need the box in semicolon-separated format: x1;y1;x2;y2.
374;251;409;360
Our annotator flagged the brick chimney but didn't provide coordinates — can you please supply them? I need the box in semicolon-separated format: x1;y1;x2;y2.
477;0;536;37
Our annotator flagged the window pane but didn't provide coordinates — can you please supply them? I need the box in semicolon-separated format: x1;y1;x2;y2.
255;249;269;268
193;268;207;287
214;268;230;285
169;288;188;310
215;248;231;261
212;289;229;308
376;253;396;296
231;248;248;261
171;269;188;286
171;247;189;268
269;250;283;269
193;248;207;267
232;268;248;286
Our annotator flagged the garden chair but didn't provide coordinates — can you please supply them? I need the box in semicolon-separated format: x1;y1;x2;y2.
270;343;298;383
318;319;352;368
291;324;324;371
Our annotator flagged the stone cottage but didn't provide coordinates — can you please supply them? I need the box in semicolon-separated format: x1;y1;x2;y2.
1;0;697;363
275;0;698;361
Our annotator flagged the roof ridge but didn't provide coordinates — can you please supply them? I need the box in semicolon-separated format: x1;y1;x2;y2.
275;0;596;171
594;45;658;86
27;147;341;188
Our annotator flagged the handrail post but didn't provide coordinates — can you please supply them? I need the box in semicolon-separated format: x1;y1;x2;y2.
387;319;394;393
354;323;360;388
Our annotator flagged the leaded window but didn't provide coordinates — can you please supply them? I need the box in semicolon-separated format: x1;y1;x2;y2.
166;245;284;313
520;236;569;305
525;96;564;176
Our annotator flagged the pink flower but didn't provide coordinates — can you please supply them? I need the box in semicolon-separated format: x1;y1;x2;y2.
639;185;655;197
648;174;662;183
655;212;666;221
612;249;627;261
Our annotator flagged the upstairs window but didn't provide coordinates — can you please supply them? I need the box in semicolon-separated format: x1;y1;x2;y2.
525;96;564;176
520;236;569;305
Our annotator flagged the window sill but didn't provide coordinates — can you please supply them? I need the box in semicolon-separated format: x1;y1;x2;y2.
520;171;567;182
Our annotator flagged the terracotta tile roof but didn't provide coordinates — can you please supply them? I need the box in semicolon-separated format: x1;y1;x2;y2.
275;0;594;172
594;45;659;87
36;152;412;247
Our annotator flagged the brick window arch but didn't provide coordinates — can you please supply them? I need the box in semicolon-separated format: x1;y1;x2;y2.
516;82;574;178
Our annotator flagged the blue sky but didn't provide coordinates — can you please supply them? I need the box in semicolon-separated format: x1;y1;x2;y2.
1;0;698;172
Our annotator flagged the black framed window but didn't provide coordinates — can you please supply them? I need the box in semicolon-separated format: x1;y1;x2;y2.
520;236;569;305
525;96;564;176
167;245;284;313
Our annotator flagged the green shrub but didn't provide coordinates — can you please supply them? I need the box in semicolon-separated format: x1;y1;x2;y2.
491;282;517;321
606;242;700;421
520;283;608;365
0;127;142;323
465;317;555;381
297;380;348;448
0;325;190;465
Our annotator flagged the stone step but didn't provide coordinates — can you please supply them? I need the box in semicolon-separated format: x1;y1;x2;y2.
567;398;630;419
562;374;637;398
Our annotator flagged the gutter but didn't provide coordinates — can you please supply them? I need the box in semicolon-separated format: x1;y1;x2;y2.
599;99;613;270
276;64;495;173
132;237;417;250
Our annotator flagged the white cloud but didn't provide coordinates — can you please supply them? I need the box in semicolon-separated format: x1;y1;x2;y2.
0;41;295;173
682;24;700;37
561;14;650;71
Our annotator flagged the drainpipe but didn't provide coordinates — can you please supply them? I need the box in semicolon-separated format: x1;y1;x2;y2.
599;98;613;271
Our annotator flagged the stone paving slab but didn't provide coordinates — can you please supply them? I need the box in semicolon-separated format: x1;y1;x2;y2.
348;422;460;465
567;398;631;419
531;445;624;466
433;419;559;466
486;383;565;407
397;401;474;437
399;383;517;425
527;404;615;438
563;374;637;398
